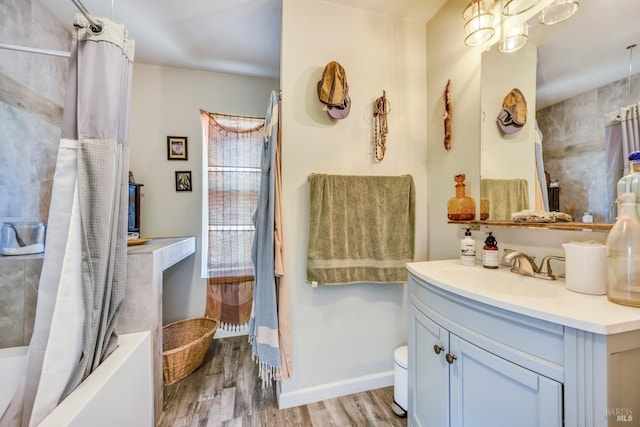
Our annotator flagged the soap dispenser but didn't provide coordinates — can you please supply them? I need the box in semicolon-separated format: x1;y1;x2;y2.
482;232;499;269
460;228;476;266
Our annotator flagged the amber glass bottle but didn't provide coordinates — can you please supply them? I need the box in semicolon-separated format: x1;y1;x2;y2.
447;174;476;221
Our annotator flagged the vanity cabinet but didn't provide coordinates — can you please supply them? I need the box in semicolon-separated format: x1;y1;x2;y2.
411;306;561;427
407;260;640;427
409;284;562;427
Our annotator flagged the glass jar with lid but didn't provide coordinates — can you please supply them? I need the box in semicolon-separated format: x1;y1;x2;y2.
581;212;593;223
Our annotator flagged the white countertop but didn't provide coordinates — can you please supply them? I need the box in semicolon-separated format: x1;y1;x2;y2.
407;259;640;335
127;236;195;271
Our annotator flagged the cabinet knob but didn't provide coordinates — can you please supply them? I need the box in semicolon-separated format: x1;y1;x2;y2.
433;344;445;355
445;353;457;364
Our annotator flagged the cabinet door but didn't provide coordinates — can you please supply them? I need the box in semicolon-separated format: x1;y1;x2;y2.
448;334;562;427
409;306;449;427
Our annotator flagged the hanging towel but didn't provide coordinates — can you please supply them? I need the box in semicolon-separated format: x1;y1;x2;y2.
480;178;529;221
307;174;415;285
249;90;290;388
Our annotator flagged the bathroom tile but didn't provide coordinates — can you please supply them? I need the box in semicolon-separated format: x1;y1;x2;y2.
0;105;30;221
0;0;32;84
118;254;160;333
538;71;638;220
564;89;601;145
0;258;25;348
31;3;71;101
29;120;63;223
0;0;69;227
598;74;640;114
537;103;566;150
23;257;43;344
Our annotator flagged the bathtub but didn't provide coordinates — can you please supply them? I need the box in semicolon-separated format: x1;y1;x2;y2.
0;331;153;427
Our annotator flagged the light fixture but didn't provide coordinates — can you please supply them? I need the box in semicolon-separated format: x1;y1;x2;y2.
498;22;529;53
463;0;496;47
538;0;579;25
502;0;540;16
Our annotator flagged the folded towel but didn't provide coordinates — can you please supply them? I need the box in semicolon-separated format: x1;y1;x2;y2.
511;209;573;223
480;178;529;221
307;174;415;285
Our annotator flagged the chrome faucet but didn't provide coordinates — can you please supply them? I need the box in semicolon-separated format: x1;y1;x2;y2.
502;250;565;281
537;255;566;280
502;250;539;277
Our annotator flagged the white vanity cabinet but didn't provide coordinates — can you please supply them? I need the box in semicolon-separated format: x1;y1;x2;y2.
411;306;562;427
407;260;640;427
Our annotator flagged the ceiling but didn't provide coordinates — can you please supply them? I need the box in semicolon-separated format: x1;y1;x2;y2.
39;0;445;80
39;0;640;108
530;0;640;109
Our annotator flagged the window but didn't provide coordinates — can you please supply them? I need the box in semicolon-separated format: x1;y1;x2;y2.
200;111;265;280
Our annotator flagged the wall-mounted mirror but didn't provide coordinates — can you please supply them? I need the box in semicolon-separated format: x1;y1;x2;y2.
480;0;640;226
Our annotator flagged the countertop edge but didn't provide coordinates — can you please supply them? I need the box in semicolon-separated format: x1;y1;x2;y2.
407;260;640;335
127;236;196;270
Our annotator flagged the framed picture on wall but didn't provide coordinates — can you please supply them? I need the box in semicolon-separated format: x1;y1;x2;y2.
167;136;188;160
175;171;192;192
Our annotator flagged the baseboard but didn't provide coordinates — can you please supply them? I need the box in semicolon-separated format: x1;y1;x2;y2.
276;370;394;409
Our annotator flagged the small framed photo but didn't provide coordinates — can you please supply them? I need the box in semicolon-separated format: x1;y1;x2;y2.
167;136;188;160
175;171;192;192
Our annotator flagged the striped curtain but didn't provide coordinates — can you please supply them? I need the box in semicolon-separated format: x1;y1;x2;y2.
200;111;264;331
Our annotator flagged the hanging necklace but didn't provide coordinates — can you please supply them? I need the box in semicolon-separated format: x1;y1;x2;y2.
373;91;390;161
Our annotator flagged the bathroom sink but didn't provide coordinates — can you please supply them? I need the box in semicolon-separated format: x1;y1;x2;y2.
433;266;563;299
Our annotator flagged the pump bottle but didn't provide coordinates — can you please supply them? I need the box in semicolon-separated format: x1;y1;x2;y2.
460;228;476;266
482;232;499;269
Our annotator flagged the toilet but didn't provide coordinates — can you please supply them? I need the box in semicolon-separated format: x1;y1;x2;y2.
392;345;408;417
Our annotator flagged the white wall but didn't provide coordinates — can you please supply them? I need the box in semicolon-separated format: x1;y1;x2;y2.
128;63;278;324
426;0;483;260
278;0;427;407
481;42;537;206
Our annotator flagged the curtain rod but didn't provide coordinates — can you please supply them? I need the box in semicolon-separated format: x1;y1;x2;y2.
0;42;70;58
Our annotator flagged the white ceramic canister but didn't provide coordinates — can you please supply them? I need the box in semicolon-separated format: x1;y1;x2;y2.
561;242;607;295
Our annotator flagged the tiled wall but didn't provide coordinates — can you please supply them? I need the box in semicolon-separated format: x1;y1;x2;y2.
0;256;42;348
537;73;640;223
0;1;69;347
0;0;70;226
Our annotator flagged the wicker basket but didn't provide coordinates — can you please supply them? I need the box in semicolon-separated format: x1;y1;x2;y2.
162;317;218;386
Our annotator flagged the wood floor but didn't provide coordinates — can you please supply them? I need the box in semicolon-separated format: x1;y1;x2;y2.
158;336;407;427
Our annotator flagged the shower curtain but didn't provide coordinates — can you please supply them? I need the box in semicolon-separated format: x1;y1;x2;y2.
249;90;292;386
605;104;640;220
1;13;134;426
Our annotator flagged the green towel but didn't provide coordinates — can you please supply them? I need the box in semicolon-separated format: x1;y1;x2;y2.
307;174;415;285
480;179;529;221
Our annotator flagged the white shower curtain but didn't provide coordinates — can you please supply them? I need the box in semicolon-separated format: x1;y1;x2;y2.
1;13;134;427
